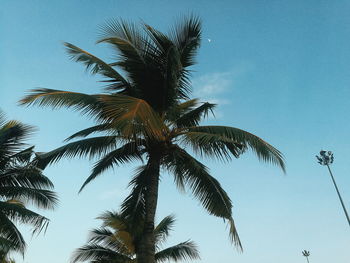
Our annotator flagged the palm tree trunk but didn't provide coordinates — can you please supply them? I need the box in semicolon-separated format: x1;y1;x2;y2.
137;154;161;263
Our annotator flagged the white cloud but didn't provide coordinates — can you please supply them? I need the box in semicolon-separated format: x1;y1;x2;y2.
193;63;253;99
194;71;232;96
191;63;253;118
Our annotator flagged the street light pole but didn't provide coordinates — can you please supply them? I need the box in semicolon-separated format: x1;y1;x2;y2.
316;150;350;227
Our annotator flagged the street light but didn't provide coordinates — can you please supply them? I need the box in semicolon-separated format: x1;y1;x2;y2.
316;150;350;227
302;250;310;263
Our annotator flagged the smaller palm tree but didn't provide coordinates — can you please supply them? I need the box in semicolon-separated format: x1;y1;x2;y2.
302;250;310;263
0;111;58;255
72;211;199;263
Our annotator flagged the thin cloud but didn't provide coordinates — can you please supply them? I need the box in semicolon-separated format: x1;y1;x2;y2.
192;63;254;118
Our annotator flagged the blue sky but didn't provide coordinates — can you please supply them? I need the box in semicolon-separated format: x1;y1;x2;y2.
1;0;350;262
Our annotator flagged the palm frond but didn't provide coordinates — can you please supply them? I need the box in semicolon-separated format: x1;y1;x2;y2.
180;131;244;161
0;187;57;210
0;202;49;235
0;213;25;254
19;89;102;116
0;122;35;158
97;19;148;66
175;101;216;128
79;141;143;192
88;227;130;255
120;166;148;229
0;166;54;189
154;215;175;245
35;136;119;169
98;211;129;230
169;15;202;67
155;240;200;262
8;146;35;163
165;99;198;122
97;94;165;139
64;42;131;92
71;244;132;263
187;126;285;171
164;146;241;248
64;124;114;141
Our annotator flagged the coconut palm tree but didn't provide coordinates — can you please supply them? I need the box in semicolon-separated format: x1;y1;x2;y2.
72;211;199;263
20;16;285;263
302;250;310;263
0;111;58;255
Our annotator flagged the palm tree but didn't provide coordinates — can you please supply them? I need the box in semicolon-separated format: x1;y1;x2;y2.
302;250;310;263
72;211;199;263
0;111;58;255
20;16;285;263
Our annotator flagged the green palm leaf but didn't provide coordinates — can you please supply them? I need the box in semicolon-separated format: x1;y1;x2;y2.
175;101;216;128
35;136;119;169
79;141;144;192
97;94;165;139
169;16;201;67
64;42;131;92
155;240;200;262
164;146;242;248
0;213;25;254
64;124;114;141
187;126;285;171
71;244;132;263
180;131;244;161
154;215;175;246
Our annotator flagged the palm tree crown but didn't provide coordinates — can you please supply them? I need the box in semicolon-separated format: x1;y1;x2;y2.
20;16;285;262
72;211;199;263
0;111;58;255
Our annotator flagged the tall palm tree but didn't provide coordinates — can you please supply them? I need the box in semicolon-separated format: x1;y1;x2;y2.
72;211;199;263
0;111;58;255
20;16;285;263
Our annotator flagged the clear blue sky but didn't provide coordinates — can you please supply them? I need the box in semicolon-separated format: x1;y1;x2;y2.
1;0;350;262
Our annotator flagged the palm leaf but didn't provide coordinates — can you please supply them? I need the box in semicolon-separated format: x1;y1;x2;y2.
97;19;148;64
175;101;216;128
79;141;144;192
64;42;131;92
187;126;285;171
0;166;54;189
155;240;200;262
164;146;242;248
154;215;175;245
0;202;49;235
165;99;198;123
64;124;114;141
97;94;165;139
120;166;148;229
19;89;102;116
0;213;25;254
169;15;202;68
71;244;132;263
35;136;119;169
0;187;57;210
180;131;244;161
